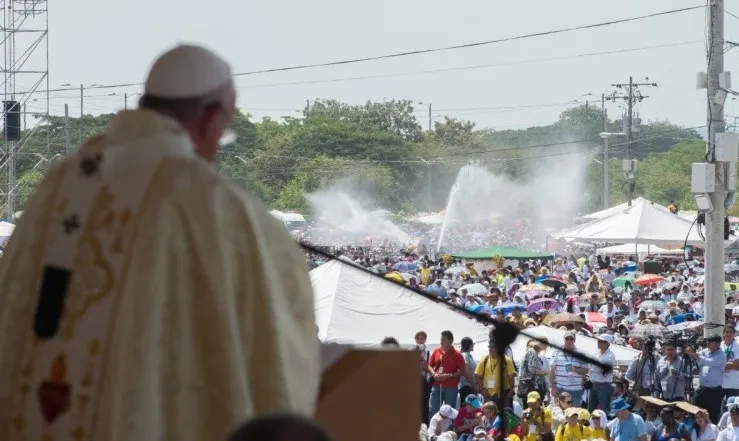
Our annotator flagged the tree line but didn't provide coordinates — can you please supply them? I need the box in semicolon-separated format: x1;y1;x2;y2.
0;100;711;219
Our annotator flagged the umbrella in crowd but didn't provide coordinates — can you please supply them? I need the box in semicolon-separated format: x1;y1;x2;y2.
518;283;551;292
526;298;560;313
547;312;585;327
393;261;418;272
611;276;635;287
635;274;663;286
630;323;667;340
460;283;487;296
524;290;547;301
541;278;567;289
666;321;703;332
638;300;668;312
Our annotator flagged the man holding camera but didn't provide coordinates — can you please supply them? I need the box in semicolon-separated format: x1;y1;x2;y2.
626;337;661;397
685;334;727;423
520;391;551;441
657;340;689;401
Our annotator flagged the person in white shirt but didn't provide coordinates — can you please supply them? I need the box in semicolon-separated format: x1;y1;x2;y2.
599;298;618;318
716;405;739;441
723;326;739;404
692;408;720;441
588;334;616;412
427;404;458;440
694;293;705;317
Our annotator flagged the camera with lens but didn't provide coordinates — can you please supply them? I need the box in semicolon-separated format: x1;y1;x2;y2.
643;337;656;352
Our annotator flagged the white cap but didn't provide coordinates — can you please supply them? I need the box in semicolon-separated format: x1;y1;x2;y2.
596;334;614;344
144;44;232;99
439;404;458;419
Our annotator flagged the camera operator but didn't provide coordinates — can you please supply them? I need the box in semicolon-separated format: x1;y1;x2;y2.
656;339;689;401
684;334;727;424
626;337;661;397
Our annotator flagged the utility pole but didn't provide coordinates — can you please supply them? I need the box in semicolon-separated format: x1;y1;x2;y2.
80;84;84;117
703;0;727;338
22;103;25;131
64;104;71;154
417;157;432;213
418;102;432;131
124;93;128;110
608;77;658;206
602;94;609;209
428;103;432;131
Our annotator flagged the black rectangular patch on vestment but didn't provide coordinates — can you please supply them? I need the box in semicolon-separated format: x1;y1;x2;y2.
33;265;72;339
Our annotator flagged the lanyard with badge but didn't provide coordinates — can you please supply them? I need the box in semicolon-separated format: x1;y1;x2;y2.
486;356;500;390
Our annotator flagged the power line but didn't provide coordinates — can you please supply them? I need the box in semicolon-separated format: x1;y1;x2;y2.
229;6;704;76
236;41;701;90
8;6;704;97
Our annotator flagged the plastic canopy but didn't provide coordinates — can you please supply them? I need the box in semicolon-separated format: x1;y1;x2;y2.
553;199;703;248
451;246;553;260
311;260;640;364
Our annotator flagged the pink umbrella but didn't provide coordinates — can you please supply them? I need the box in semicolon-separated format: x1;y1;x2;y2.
524;290;547;301
527;298;561;313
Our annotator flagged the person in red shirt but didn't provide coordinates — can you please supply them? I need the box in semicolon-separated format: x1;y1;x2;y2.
455;395;483;441
427;330;467;418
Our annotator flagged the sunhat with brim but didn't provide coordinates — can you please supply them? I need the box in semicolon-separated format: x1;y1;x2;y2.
439;404;458;419
611;398;630;414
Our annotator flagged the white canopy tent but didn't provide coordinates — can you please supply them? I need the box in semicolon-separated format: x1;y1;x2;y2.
312;260;490;347
597;243;683;255
269;210;306;223
0;221;14;246
311;261;640;364
413;211;445;225
579;197;652;221
553;199;703;248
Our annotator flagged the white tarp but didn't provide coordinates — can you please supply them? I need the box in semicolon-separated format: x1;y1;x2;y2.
597;243;683;255
311;261;640;364
416;212;445;225
269;210;306;223
553;199;703;248
312;259;490;347
0;221;14;246
491;326;639;365
580;197;652;221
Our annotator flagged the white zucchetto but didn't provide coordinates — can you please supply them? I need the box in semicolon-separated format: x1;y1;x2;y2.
144;44;232;99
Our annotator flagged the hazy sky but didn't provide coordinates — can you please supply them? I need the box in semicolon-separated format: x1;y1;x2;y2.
15;0;739;131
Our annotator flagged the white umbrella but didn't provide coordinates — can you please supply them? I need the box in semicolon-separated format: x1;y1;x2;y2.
460;283;487;296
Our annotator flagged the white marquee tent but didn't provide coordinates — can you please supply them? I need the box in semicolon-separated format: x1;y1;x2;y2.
580;197;652;221
311;260;640;363
312;259;490;347
597;243;683;255
553;199;703;248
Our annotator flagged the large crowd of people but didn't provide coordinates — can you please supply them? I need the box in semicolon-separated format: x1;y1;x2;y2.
328;247;739;441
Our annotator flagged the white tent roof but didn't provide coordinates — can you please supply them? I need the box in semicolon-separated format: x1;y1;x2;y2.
491;326;639;365
580;197;652;221
269;210;306;223
415;212;445;225
553;199;703;248
312;260;490;347
311;261;640;364
597;243;683;255
0;221;14;237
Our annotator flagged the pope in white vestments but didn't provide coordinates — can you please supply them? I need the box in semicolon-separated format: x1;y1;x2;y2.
0;45;320;441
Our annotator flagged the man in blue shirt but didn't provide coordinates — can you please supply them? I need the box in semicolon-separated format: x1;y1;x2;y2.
609;398;648;441
685;334;727;423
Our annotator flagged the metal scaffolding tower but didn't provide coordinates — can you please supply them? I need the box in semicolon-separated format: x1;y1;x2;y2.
0;0;49;220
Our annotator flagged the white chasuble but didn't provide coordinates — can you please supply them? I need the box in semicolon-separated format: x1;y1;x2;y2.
0;110;320;441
